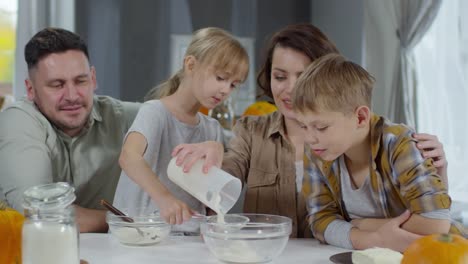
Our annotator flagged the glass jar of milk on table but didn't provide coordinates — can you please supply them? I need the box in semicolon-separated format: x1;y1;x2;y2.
22;182;79;264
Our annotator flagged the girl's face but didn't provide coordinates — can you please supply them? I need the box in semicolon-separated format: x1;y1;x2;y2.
192;64;243;109
270;46;311;120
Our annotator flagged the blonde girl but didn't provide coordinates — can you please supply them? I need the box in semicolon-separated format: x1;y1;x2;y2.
113;28;249;231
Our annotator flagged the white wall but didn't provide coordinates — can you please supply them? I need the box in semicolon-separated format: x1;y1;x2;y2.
310;0;392;117
310;0;364;65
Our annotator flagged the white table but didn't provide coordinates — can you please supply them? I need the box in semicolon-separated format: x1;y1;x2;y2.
80;233;348;263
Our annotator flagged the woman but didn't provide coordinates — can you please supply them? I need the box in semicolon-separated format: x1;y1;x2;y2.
173;24;448;237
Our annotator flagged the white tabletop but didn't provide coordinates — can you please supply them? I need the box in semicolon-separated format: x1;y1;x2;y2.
80;233;348;264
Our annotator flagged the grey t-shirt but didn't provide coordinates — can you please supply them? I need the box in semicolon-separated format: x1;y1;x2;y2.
113;100;224;225
0;96;140;211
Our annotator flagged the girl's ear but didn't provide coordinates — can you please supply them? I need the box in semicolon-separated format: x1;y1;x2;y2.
355;105;370;128
184;55;197;73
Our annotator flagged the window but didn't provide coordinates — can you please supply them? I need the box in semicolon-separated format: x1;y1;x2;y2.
414;0;468;203
0;0;17;99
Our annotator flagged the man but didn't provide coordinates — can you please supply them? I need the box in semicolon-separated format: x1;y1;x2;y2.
0;28;140;232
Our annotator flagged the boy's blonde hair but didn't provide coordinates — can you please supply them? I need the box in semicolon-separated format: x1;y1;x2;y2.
146;27;249;100
292;53;375;114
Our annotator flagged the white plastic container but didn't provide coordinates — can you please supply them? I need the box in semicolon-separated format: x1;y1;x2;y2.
22;182;79;264
167;157;241;215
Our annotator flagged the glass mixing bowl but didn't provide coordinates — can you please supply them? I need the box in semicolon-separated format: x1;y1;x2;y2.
106;211;171;246
201;214;292;263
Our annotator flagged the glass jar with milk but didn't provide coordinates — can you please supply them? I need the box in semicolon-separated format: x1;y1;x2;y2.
22;182;79;264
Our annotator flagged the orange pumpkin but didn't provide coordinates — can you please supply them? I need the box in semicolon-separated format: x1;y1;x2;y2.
199;106;209;115
402;233;468;264
0;201;24;264
242;101;277;116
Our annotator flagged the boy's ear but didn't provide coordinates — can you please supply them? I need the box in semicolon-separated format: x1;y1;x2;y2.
184;55;197;72
355;106;370;127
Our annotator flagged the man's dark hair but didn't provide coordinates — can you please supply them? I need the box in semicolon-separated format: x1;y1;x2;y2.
25;27;89;70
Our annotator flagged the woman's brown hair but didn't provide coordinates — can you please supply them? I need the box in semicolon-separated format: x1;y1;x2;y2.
257;23;339;99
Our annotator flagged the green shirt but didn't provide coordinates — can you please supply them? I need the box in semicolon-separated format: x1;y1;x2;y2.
0;96;140;211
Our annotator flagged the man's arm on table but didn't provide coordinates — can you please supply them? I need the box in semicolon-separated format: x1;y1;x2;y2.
0;109;109;233
74;205;108;233
0;108;54;210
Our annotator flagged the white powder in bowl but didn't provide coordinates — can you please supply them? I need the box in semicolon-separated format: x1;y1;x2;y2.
210;240;264;262
110;226;170;246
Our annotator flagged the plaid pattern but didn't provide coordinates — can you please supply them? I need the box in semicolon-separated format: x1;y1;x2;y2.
303;114;467;242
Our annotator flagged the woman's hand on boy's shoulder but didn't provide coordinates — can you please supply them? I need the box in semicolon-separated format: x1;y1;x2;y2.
413;133;448;188
172;141;224;173
413;133;447;169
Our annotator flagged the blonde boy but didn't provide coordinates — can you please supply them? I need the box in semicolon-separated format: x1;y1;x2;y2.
293;54;466;252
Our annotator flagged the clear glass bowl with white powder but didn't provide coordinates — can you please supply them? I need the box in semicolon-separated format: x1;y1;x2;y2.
201;214;292;263
107;211;171;246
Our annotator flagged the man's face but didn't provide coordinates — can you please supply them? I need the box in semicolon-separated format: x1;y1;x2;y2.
26;50;96;137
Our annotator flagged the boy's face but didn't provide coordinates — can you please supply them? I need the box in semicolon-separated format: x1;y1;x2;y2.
296;110;359;161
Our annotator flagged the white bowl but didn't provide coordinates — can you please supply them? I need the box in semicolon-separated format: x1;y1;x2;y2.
201;214;292;263
106;211;171;246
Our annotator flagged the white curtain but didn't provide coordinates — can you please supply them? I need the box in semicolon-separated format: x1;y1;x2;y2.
414;0;468;203
14;0;75;99
365;0;441;127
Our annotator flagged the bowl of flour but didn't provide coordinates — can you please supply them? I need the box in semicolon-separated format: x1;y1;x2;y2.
201;214;292;263
107;211;171;246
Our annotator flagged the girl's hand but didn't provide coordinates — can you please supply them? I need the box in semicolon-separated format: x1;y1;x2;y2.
172;141;224;173
373;210;422;252
158;193;193;225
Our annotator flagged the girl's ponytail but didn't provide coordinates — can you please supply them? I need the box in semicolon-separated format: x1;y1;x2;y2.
145;27;249;101
144;69;183;101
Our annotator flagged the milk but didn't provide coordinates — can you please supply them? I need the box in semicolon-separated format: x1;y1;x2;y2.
22;222;79;264
212;192;225;224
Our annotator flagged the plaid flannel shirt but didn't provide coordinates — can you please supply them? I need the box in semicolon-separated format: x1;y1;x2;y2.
303;114;466;243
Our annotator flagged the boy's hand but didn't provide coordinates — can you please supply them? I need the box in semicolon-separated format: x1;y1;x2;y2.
373;210;422;252
172;141;224;173
157;193;193;225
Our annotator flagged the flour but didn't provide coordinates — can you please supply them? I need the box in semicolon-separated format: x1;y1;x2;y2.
22;222;79;264
110;226;170;246
204;234;289;263
209;240;266;262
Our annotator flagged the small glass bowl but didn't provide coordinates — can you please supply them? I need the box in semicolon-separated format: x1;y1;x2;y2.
201;214;292;263
106;211;171;246
171;213;250;236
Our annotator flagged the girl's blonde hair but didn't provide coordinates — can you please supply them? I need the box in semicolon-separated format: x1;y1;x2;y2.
145;27;249;100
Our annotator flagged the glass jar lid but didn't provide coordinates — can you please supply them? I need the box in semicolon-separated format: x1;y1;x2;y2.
23;182;76;210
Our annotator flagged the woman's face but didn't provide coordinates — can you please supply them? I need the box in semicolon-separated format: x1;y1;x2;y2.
270;46;311;120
